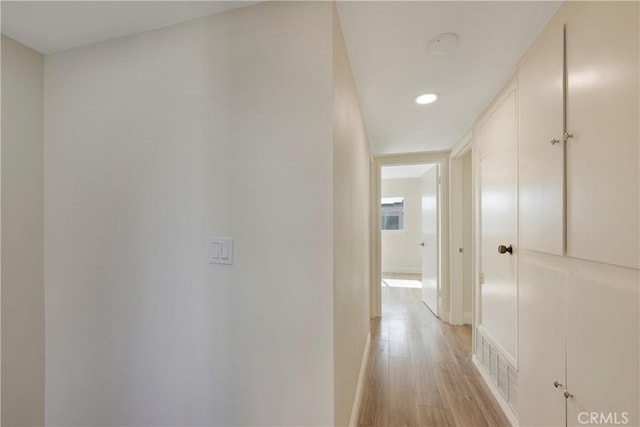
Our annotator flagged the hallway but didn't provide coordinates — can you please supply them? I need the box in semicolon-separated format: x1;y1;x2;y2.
358;287;510;426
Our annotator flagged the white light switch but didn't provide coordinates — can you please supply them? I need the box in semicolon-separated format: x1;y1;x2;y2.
210;237;233;265
212;242;220;258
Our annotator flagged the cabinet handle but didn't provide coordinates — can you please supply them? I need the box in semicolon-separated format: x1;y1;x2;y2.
563;390;573;399
550;138;561;145
553;380;563;388
563;132;574;142
498;244;513;255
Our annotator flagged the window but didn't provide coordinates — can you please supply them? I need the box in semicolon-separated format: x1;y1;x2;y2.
381;197;404;230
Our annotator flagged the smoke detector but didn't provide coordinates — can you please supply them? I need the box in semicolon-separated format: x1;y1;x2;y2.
428;33;459;55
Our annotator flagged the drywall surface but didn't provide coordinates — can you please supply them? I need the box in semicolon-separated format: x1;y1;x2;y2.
1;35;45;427
44;2;334;425
333;6;371;426
381;178;422;273
226;2;334;425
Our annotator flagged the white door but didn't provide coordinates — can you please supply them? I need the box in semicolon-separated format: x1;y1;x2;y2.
479;88;518;361
421;165;438;315
461;152;473;324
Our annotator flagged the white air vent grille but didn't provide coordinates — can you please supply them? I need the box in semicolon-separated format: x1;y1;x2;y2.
476;329;518;414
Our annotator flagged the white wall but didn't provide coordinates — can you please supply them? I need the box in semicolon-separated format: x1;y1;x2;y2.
381;178;421;274
461;151;472;322
44;2;334;425
333;6;371;426
1;35;45;427
226;3;334;425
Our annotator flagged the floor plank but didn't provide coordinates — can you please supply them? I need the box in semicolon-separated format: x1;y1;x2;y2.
388;355;422;427
464;374;511;426
436;362;488;427
389;318;411;358
419;405;456;427
408;332;448;409
358;348;389;427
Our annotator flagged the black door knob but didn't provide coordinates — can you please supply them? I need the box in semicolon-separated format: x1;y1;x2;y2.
498;244;513;255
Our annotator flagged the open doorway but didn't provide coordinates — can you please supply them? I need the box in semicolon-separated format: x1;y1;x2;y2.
449;139;474;328
460;151;473;324
371;153;449;319
380;163;439;316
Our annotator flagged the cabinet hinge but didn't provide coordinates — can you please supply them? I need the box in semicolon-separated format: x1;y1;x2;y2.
479;272;485;285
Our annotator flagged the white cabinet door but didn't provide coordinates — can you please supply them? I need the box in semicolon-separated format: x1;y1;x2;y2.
479;88;518;361
566;262;639;426
518;254;567;426
518;16;565;256
421;165;439;315
565;1;639;269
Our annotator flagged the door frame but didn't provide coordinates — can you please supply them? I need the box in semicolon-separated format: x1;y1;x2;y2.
448;133;474;326
371;152;450;318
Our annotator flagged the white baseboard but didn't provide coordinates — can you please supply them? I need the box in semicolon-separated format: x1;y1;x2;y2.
349;332;371;427
472;355;518;427
463;312;472;324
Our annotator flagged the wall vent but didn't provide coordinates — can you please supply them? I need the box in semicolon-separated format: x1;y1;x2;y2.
476;329;519;414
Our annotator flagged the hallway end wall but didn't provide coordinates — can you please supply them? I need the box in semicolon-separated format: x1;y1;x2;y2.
380;178;422;274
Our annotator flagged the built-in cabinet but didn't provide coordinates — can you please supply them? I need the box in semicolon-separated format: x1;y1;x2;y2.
518;2;639;426
519;1;639;267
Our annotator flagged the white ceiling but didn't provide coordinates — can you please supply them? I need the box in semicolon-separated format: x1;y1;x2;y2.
1;1;258;54
336;1;561;155
382;164;434;180
2;1;560;157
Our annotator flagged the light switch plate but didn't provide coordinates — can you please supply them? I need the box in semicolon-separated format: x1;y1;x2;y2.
210;237;233;265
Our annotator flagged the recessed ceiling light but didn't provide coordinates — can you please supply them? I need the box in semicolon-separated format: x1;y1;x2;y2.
415;93;438;105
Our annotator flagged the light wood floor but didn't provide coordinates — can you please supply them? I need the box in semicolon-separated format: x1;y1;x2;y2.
381;272;422;281
358;286;510;427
